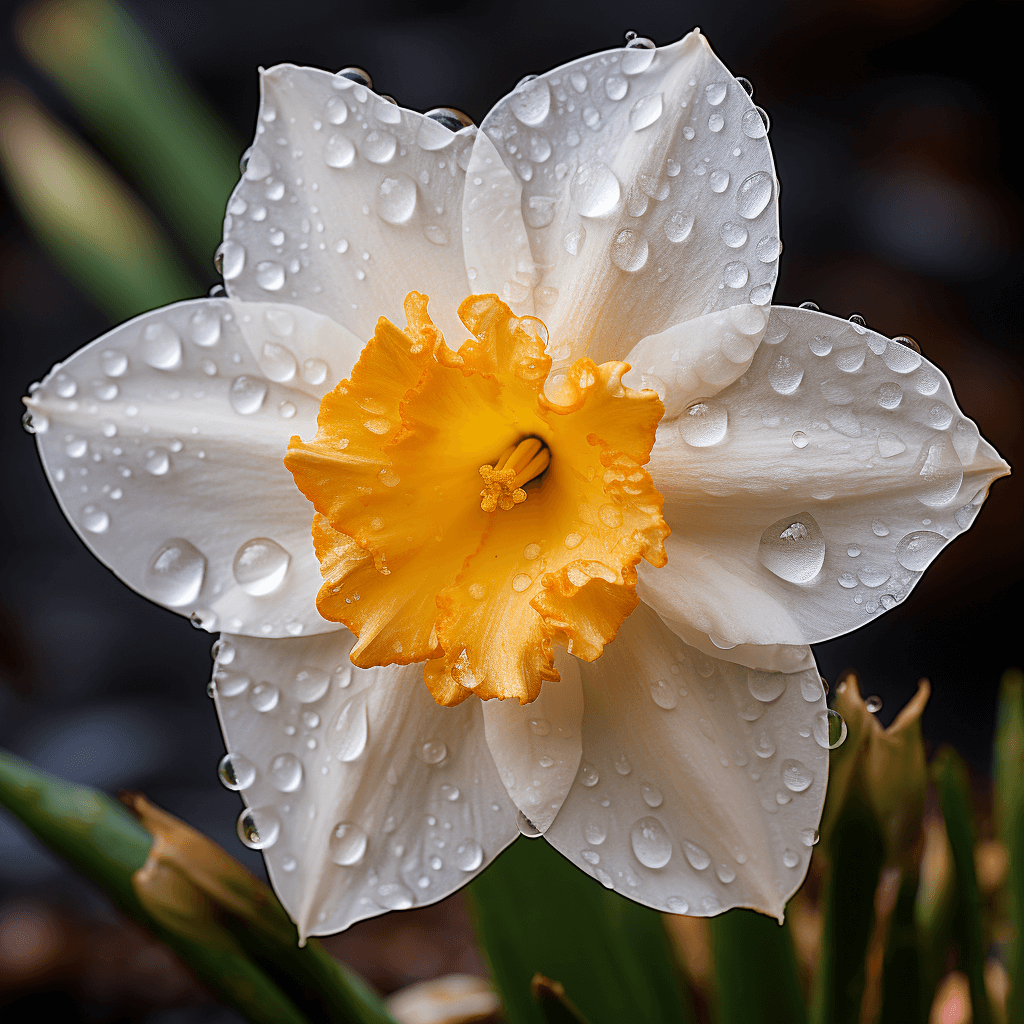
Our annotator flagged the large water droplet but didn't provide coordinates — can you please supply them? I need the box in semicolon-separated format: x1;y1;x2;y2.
800;675;823;702
736;171;773;220
452;838;484;872
768;353;804;395
292;666;331;703
571;161;620;217
324;133;355;168
813;709;847;749
255;261;285;291
509;77;551;126
101;349;128;377
641;783;664;808
720;222;748;248
141;323;182;370
145;538;206;606
877;382;903;409
913;437;964;508
629;93;663;130
330;822;367;865
229;375;268;415
758;513;825;584
418;739;447;765
882;340;923;374
741;107;768;138
631;817;672;869
261;342;297;383
723;260;748;287
233;538;291;595
375;882;414;910
250;682;279;713
664;210;694;243
610;229;649;272
190;308;222;346
217;241;246;281
682;840;711;870
237;806;280;849
678;399;728;447
782;759;813;792
218;752;256;790
650;679;677;709
270;752;303;792
754;730;776;758
82;505;110;533
334;693;368;761
377;173;417;224
517;809;543;838
362;130;397;164
747;670;786;702
895;530;946;571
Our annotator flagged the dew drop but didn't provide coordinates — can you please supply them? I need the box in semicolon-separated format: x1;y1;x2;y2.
82;505;110;533
452;839;484;872
678;399;727;447
629;93;663;130
631;817;672;869
229;375;268;415
418;739;447;765
610;228;649;272
218;752;256;790
324;133;355;168
895;530;946;571
270;753;303;792
292;666;330;703
792;430;809;449
237;807;280;850
720;222;748;248
101;349;128;377
747;670;786;703
233;538;291;595
641;784;664;808
650;679;677;709
741;108;768;138
782;759;813;793
758;513;825;584
571;161;620;217
250;682;279;713
141;323;182;370
913;437;964;508
800;675;823;702
782;849;800;869
330;822;368;865
144;538;206;606
334;694;368;761
529;718;550;736
375;882;414;910
508;77;551;126
255;261;285;291
736;171;773;220
517;809;543;838
664;210;694;243
580;762;599;786
683;840;711;870
813;709;847;749
377;173;417;224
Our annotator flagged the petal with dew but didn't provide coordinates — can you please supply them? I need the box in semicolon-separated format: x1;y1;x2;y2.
481;651;583;833
211;631;518;938
543;601;826;920
222;66;474;345
639;306;1009;652
24;297;364;637
474;29;779;363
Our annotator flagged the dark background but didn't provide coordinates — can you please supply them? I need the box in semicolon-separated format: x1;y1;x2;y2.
1;0;1021;1018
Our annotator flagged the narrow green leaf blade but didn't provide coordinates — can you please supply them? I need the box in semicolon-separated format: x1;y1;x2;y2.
0;749;396;1024
709;908;807;1024
995;670;1024;1024
811;794;886;1024
464;836;695;1024
17;0;241;265
0;84;198;320
531;975;595;1024
935;747;993;1024
879;869;928;1024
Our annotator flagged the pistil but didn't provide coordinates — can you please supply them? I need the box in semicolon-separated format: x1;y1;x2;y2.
479;437;551;512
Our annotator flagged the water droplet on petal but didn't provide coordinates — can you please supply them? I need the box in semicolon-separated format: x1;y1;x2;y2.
218;752;256;790
82;505;110;533
782;759;813;792
736;171;773;220
233;538;291;595
324;133;355;168
452;839;483;871
217;241;246;280
237;807;280;850
377;173;417;224
141;323;182;370
571;161;620;217
720;222;748;248
261;342;297;382
747;670;786;702
782;849;800;869
629;93;663;130
145;538;206;606
678;399;727;447
800;675;823;702
229;375;268;415
517;809;543;837
362;130;397;164
334;694;368;761
650;679;677;709
375;882;414;910
792;430;809;449
610;229;649;272
641;784;663;808
758;514;825;584
580;762;599;786
418;739;447;765
255;261;285;291
813;709;847;749
896;530;946;571
664;210;694;243
682;840;711;870
270;753;303;792
631;817;672;868
250;682;279;712
292;666;331;703
913;437;963;508
330;822;367;865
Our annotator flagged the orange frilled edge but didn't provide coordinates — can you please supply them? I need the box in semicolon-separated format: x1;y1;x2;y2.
285;292;669;706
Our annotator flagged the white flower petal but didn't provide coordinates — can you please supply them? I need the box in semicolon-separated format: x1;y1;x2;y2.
622;303;768;417
481;651;583;833
25;297;364;637
476;30;779;361
640;306;1009;649
543;602;826;919
212;631;519;938
462;130;537;314
223;66;475;345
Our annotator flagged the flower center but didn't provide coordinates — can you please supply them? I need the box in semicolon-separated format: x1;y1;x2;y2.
478;437;551;512
285;292;668;706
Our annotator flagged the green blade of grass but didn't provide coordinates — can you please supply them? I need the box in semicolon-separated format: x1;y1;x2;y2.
17;0;241;265
994;670;1024;1024
0;749;396;1024
811;794;886;1024
878;869;928;1024
708;908;807;1024
0;82;198;319
464;836;695;1024
934;747;994;1024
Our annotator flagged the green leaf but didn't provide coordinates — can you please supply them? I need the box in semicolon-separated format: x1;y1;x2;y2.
464;836;695;1024
934;747;994;1024
0;84;199;320
995;670;1024;1024
811;793;886;1024
17;0;241;266
708;908;807;1024
878;869;928;1024
0;749;396;1024
531;975;594;1024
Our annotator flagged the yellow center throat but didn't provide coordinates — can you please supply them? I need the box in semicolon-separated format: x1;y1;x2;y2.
284;291;669;707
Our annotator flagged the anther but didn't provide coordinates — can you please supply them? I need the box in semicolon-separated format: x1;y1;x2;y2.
479;438;550;512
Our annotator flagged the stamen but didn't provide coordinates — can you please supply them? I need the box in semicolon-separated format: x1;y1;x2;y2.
479;437;550;512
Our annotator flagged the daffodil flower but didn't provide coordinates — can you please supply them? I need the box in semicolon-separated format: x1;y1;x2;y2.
24;29;1007;938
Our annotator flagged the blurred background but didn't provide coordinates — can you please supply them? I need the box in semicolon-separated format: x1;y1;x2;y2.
0;0;1020;1020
